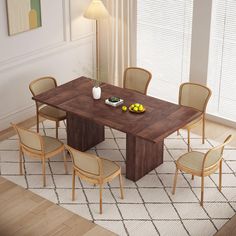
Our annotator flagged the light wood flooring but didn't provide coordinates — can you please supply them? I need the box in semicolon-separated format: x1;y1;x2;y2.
214;214;236;236
0;177;116;236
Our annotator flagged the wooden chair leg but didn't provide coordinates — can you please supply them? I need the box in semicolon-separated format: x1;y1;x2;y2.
36;113;39;133
42;157;46;187
56;121;59;139
63;149;68;174
187;129;191;152
19;147;24;175
191;174;194;180
219;160;222;191
172;167;179;195
119;173;124;199
202;116;205;144
72;169;75;201
200;176;204;206
99;184;103;214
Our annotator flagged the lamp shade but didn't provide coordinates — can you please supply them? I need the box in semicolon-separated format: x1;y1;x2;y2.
84;0;109;20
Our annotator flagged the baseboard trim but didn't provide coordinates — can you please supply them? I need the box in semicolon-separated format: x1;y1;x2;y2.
206;113;236;129
0;105;35;131
0;116;43;141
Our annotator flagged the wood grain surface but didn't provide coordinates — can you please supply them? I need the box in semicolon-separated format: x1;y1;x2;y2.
33;77;201;143
67;112;105;151
33;77;201;181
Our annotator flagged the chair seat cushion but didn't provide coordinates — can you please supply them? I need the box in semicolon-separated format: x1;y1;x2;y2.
177;151;205;172
39;106;66;120
101;158;120;178
41;136;63;154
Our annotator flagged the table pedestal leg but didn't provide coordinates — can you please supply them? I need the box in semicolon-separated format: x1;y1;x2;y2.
67;113;104;151
126;134;164;181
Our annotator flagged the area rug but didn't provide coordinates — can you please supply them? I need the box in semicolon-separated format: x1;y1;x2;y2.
0;121;235;236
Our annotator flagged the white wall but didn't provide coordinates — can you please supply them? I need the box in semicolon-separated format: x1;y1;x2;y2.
0;0;95;130
189;0;212;85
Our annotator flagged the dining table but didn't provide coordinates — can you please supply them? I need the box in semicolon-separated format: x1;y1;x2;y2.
33;77;201;181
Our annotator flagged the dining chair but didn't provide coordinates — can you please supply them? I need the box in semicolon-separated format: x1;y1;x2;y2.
12;123;68;187
29;76;66;138
172;135;233;206
178;82;212;151
123;67;152;95
65;144;124;214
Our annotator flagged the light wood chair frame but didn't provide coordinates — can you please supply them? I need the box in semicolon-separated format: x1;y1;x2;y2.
172;135;233;206
12;123;68;187
29;76;66;138
65;145;124;214
178;82;212;151
123;67;152;95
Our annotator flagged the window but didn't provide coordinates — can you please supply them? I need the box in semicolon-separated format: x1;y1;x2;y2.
207;0;236;121
137;0;193;103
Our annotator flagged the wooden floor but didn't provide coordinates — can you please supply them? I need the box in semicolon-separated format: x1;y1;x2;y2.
214;214;236;236
0;177;115;236
0;116;235;236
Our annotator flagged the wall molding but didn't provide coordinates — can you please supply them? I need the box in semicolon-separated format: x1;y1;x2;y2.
0;0;95;131
0;34;95;131
0;0;95;72
0;33;94;72
0;0;66;65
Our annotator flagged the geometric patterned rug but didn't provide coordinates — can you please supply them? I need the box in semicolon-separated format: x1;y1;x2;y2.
0;120;235;236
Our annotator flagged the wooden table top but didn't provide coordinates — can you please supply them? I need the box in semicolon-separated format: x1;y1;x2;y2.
33;77;201;142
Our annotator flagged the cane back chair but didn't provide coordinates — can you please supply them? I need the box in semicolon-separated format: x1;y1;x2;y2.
12;123;68;187
29;77;66;138
172;135;233;206
178;82;212;151
123;67;152;95
65;145;124;214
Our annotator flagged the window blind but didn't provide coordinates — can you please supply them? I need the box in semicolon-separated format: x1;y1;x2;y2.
137;0;193;103
207;0;236;121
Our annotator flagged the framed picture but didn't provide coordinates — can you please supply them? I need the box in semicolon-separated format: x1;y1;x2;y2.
6;0;42;36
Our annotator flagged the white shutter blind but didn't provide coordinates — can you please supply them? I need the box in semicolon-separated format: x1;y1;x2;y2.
137;0;193;103
207;0;236;121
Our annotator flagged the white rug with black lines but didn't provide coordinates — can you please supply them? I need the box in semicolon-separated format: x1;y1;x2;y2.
0;120;235;236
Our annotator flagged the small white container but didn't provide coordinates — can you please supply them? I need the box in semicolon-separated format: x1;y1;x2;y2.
92;86;101;100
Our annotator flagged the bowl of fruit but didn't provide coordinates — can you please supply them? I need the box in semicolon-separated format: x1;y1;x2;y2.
129;103;145;113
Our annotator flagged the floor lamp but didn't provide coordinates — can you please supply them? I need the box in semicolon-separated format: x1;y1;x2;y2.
84;0;109;85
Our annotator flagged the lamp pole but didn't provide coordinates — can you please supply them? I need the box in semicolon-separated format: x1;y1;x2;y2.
84;0;109;83
96;19;99;82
